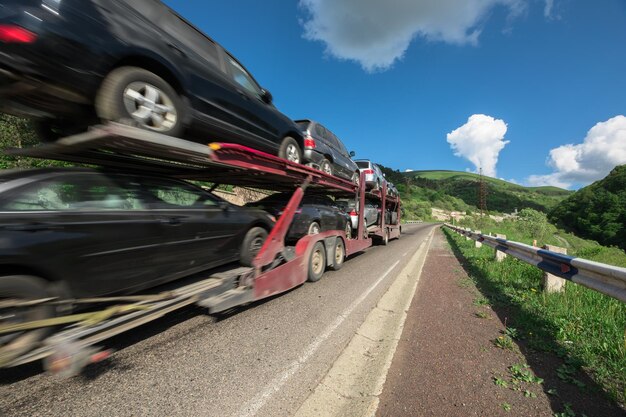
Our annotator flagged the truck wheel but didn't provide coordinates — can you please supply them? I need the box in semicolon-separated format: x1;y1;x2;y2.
307;241;326;282
96;66;185;137
240;227;268;267
0;275;54;366
330;238;345;271
381;230;389;246
279;137;302;164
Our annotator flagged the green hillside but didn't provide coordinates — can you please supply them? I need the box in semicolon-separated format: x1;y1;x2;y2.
549;165;626;250
401;169;572;213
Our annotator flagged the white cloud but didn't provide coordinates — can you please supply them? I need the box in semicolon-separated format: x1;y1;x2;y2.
447;114;509;178
299;0;527;72
527;115;626;189
544;0;554;18
405;169;414;172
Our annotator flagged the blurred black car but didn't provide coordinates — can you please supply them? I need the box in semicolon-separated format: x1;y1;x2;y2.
245;192;350;242
0;0;304;162
295;120;359;183
0;168;274;301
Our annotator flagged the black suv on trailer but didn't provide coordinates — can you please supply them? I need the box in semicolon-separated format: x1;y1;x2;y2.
0;0;304;162
295;119;359;184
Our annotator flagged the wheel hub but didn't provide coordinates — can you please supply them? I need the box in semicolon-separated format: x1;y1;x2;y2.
124;82;177;132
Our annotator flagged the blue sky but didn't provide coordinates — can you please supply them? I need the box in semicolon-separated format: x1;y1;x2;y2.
164;0;626;189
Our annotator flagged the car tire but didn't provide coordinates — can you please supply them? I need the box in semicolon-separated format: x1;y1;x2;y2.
278;136;302;164
351;171;360;187
320;159;333;176
0;275;54;366
240;227;268;267
362;219;369;239
308;221;321;235
329;238;345;271
307;241;326;282
391;212;398;224
345;221;352;240
96;66;185;137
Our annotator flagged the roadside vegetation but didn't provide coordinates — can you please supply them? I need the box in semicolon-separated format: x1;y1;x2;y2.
549;165;626;251
0;115;68;170
404;170;572;213
443;222;626;406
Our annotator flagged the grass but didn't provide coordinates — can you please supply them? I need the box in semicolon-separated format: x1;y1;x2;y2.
444;228;626;405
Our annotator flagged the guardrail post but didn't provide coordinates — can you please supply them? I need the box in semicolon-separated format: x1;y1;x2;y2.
474;231;482;248
494;234;507;262
542;245;567;293
465;228;471;241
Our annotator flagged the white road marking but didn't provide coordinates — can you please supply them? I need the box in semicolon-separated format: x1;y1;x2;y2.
402;251;408;257
236;259;402;417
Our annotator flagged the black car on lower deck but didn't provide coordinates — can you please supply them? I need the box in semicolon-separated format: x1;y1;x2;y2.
0;168;274;299
0;0;304;162
245;192;350;242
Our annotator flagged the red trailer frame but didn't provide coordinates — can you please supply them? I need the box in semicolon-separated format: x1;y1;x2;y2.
1;123;401;371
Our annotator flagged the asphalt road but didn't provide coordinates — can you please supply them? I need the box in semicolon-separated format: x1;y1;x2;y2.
0;223;436;417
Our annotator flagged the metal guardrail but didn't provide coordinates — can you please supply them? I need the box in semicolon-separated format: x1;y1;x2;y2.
442;224;626;303
404;220;424;224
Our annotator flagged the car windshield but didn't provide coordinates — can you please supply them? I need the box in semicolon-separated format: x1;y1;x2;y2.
356;161;370;168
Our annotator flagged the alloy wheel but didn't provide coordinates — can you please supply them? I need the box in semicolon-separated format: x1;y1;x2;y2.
123;82;177;132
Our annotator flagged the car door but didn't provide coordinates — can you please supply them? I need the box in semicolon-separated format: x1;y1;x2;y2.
140;177;244;278
220;52;285;151
158;10;248;138
315;195;341;231
328;133;355;179
0;172;166;297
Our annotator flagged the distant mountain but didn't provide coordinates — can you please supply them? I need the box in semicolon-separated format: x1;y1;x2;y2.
549;165;626;250
399;169;572;213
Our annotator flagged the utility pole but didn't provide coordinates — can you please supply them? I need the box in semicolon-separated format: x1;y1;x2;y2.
478;167;487;217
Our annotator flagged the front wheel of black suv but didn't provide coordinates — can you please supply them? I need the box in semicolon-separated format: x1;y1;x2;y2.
319;159;333;175
96;66;185;137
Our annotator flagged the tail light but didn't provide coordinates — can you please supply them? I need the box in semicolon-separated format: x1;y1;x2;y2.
349;210;357;216
0;25;37;43
363;169;374;175
303;135;316;148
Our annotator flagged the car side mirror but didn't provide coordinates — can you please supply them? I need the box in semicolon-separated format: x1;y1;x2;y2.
261;88;273;104
349;151;355;157
218;201;230;211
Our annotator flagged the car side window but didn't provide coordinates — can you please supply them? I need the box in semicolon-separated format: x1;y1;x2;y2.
226;57;262;97
143;180;217;208
0;174;145;211
314;124;325;139
121;0;165;22
162;11;220;66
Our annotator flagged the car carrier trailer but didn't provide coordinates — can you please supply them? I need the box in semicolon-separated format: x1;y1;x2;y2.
0;123;401;375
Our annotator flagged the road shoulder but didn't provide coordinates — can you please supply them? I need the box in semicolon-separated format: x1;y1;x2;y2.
293;227;435;417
